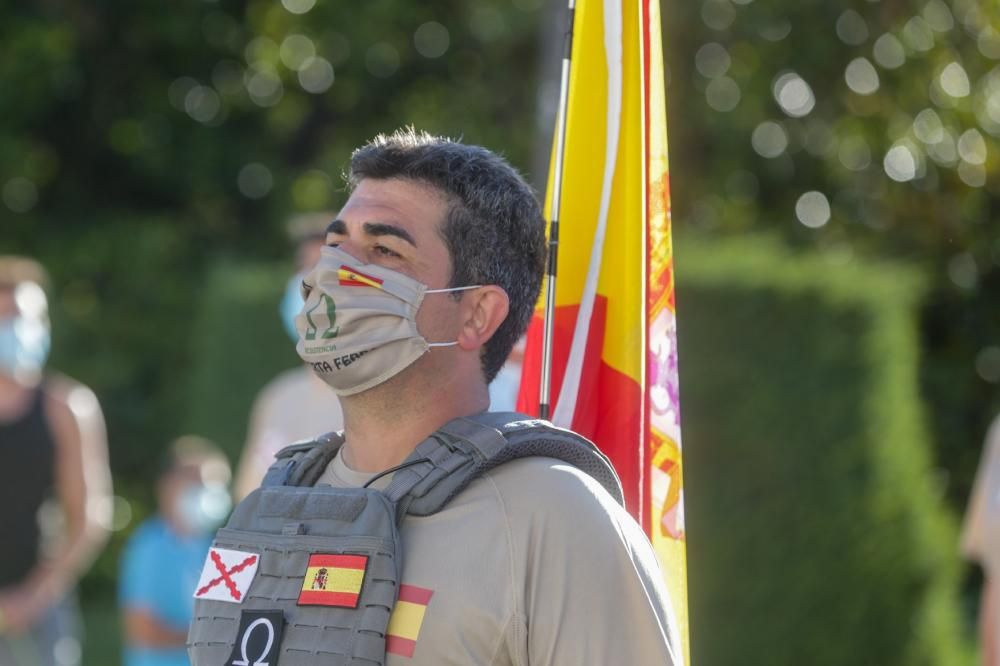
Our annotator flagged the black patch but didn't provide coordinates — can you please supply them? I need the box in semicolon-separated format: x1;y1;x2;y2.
226;609;284;666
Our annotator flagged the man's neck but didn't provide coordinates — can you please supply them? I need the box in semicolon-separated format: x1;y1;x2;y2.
338;365;489;473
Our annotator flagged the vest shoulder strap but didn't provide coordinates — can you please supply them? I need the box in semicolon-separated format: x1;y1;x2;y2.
261;431;344;488
259;413;625;517
389;412;625;516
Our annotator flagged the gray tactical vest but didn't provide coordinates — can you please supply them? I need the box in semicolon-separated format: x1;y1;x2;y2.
187;412;623;666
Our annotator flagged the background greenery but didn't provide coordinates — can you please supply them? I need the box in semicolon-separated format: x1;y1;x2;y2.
0;0;998;663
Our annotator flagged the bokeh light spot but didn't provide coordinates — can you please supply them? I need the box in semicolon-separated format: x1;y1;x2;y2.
837;134;871;171
414;21;450;59
705;76;741;111
168;77;199;111
695;43;731;79
751;121;788;158
795;191;831;228
873;33;906;69
913;108;944;143
957;128;987;164
773;72;815;118
281;0;315;15
759;20;791;42
902;16;934;52
298;56;334;93
701;0;736;31
244;64;283;107
947;252;978;289
184;85;221;123
884;143;918;181
237;163;273;199
2;177;38;213
976;346;1000;383
921;0;955;33
979;27;1000;59
845;57;880;95
957;161;986;187
280;34;316;71
939;62;971;98
836;10;869;46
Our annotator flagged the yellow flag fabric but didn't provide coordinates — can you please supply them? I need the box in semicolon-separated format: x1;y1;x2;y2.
517;0;689;661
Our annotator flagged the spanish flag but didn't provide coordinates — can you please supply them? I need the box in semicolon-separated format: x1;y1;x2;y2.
297;553;368;608
516;0;688;661
386;584;434;658
338;266;385;288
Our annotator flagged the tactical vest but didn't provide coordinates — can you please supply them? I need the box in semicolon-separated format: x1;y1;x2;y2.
187;412;623;666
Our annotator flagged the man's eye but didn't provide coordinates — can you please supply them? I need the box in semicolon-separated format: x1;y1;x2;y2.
374;245;401;258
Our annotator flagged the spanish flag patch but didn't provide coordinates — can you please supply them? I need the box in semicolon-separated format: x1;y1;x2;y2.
386;584;434;658
297;554;368;608
338;266;384;289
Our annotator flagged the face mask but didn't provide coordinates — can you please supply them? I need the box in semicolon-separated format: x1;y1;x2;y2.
279;273;305;344
295;245;479;396
0;316;50;380
175;483;231;535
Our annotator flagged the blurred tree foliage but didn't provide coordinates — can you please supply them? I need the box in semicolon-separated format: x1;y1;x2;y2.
0;0;546;487
663;0;1000;513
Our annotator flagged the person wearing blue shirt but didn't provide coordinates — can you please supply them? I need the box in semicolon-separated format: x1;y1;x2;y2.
119;437;231;666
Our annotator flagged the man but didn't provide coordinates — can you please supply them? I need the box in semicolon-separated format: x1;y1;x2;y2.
232;213;344;500
0;256;112;666
189;130;678;665
120;436;231;666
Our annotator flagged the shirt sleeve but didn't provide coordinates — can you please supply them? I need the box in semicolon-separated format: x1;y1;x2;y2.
962;416;1000;562
119;523;162;611
499;460;680;666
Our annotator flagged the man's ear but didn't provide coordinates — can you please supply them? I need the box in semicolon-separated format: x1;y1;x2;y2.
457;286;509;351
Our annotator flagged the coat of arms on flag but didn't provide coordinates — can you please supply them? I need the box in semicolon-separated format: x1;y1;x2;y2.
297;553;368;608
193;547;260;603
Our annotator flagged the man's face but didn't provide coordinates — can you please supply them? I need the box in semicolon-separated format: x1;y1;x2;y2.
326;178;460;345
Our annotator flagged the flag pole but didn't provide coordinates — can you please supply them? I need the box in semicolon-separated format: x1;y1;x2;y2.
539;0;575;421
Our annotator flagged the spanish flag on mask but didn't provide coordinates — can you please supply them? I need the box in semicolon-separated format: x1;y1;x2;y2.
516;0;689;662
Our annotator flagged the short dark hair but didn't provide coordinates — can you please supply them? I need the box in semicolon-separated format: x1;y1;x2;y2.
349;129;546;383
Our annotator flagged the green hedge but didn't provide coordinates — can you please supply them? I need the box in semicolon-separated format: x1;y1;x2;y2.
182;261;302;461
677;235;971;665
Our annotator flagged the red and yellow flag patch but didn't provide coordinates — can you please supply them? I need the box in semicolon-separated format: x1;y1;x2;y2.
386;584;434;658
297;554;368;608
338;266;384;289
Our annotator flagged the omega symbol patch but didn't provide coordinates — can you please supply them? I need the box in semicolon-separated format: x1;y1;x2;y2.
226;609;284;666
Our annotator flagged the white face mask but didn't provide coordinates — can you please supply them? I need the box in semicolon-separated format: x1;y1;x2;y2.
295;245;478;396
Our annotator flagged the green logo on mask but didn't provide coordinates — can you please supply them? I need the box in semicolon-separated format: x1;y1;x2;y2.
304;294;340;341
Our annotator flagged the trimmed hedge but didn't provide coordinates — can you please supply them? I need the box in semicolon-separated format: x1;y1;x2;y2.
677;235;971;665
182;261;302;461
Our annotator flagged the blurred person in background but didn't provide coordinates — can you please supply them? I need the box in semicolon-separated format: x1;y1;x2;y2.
232;213;344;500
119;436;231;666
963;414;1000;666
0;256;112;666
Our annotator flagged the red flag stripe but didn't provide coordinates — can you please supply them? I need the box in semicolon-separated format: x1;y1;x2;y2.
306;554;368;570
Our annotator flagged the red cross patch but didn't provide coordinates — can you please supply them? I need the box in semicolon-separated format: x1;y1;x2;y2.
193;547;260;603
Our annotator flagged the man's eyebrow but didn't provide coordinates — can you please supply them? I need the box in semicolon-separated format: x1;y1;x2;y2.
363;222;417;247
326;218;417;247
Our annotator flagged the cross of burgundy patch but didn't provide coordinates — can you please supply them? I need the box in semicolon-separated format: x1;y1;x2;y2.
193;547;260;603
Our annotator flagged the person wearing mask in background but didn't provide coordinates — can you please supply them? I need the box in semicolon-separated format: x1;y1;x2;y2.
0;256;113;666
962;413;1000;666
232;213;345;500
119;436;231;666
